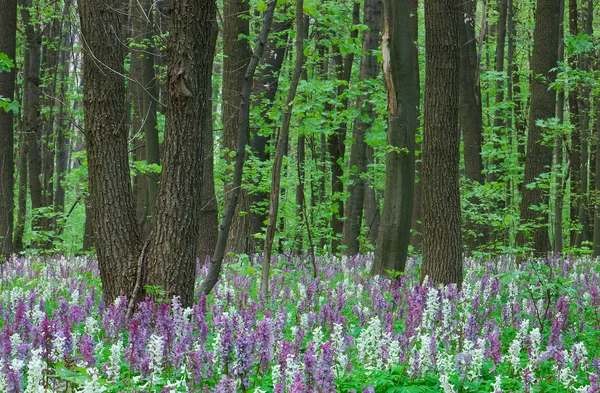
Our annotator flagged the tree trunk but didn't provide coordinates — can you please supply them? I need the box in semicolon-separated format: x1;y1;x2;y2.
79;0;143;304
458;0;486;249
250;17;292;245
408;0;421;251
553;0;565;253
342;0;382;255
516;0;560;256
198;84;219;262
261;0;307;297
421;0;463;285
14;134;27;252
222;0;253;254
55;25;72;220
568;0;580;245
371;0;417;275
22;0;45;242
364;145;380;245
593;72;600;257
0;0;17;255
329;1;360;252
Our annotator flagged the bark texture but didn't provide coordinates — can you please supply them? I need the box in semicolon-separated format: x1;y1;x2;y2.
0;0;17;255
421;0;463;285
517;0;560;255
145;0;217;307
79;0;142;304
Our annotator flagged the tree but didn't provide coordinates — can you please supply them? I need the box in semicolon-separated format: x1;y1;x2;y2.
342;0;382;255
0;0;17;255
516;0;560;256
370;0;416;275
222;0;253;254
421;0;462;285
79;0;217;307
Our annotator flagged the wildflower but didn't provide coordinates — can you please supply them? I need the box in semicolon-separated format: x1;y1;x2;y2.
24;348;44;393
105;340;123;382
439;374;456;393
491;375;503;393
77;368;107;393
148;333;165;376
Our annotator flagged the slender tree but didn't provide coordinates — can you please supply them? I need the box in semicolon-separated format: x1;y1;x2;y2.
0;0;17;255
343;0;382;255
421;0;462;284
517;0;560;256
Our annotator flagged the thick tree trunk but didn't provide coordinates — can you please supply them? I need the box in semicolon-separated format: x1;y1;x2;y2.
343;0;382;255
364;145;380;245
143;0;218;307
79;0;143;304
517;0;560;256
371;0;417;275
553;0;565;253
222;0;253;254
0;0;17;255
421;0;463;285
458;0;486;249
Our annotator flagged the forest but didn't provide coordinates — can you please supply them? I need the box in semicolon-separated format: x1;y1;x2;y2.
1;0;600;391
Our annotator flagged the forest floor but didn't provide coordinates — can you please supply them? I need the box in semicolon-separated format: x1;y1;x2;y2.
0;253;598;392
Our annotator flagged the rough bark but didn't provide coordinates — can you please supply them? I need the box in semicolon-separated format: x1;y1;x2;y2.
421;0;463;285
568;0;580;245
371;0;417;275
222;0;253;254
79;0;143;304
0;0;17;255
144;0;218;307
553;0;565;253
342;0;382;255
516;0;560;256
593;74;600;257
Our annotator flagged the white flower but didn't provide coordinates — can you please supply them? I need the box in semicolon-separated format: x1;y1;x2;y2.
148;334;164;376
285;354;300;389
106;340;123;382
312;326;324;350
439;374;456;393
467;339;484;381
491;375;503;392
271;364;282;387
422;288;440;328
77;368;107;393
331;323;348;378
51;334;66;362
10;332;21;358
24;348;45;393
356;317;383;374
529;328;541;363
418;334;432;374
508;337;521;372
84;317;99;336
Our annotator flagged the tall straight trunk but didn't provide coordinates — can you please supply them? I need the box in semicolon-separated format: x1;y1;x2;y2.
458;0;486;249
55;26;72;219
250;17;291;244
371;0;417;275
408;0;421;251
198;38;219;262
222;0;252;254
491;0;508;139
421;0;462;285
130;1;150;237
22;0;45;239
554;0;565;253
568;0;580;245
14;135;27;252
574;0;593;247
364;145;380;244
261;0;307;297
593;72;600;257
517;0;560;256
0;0;17;255
342;0;382;255
141;5;160;225
329;1;360;252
